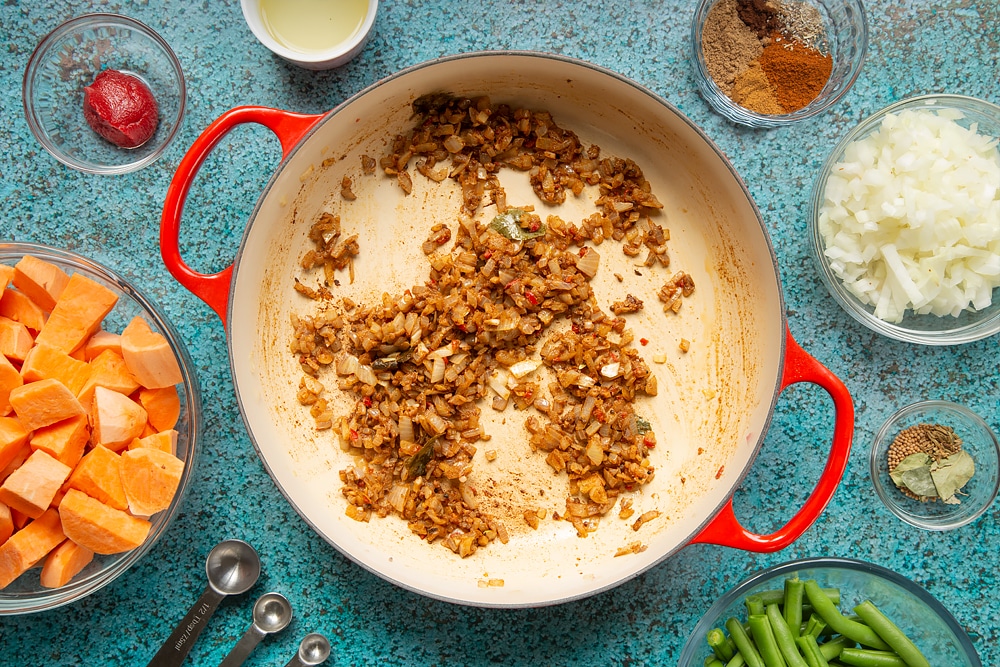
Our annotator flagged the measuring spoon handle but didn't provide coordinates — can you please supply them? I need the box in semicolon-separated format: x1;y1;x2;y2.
147;586;225;667
217;625;265;667
282;656;306;667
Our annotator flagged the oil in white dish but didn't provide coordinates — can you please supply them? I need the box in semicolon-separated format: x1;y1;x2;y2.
259;0;369;54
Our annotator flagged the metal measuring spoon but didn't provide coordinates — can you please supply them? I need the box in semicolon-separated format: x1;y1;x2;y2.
217;592;293;667
146;540;262;667
282;633;332;667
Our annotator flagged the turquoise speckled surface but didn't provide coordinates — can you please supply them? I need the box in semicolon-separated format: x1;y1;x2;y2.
1;0;999;665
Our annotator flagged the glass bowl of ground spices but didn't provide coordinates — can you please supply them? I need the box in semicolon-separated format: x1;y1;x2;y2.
871;400;1000;531
692;0;868;128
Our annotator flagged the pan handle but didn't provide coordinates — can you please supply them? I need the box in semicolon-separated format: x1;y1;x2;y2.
688;325;854;552
160;106;325;326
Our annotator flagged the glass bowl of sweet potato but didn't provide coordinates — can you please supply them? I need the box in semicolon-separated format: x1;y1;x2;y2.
0;242;200;614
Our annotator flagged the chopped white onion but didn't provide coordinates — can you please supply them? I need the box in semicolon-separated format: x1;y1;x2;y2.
818;107;1000;323
576;247;600;277
487;369;511;399
509;359;543;378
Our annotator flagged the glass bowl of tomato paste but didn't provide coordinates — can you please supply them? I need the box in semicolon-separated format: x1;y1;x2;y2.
23;14;186;174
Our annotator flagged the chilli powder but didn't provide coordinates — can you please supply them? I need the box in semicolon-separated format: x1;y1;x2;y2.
702;0;833;115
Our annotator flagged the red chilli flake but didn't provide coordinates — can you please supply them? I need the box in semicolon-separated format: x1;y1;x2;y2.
525;290;539;306
715;465;725;479
362;396;372;408
639;338;649;346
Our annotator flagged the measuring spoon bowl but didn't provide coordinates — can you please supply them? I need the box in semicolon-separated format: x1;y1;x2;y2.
218;592;292;667
283;633;332;667
146;540;261;667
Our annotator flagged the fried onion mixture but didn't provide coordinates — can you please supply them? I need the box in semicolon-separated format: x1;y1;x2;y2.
290;94;694;557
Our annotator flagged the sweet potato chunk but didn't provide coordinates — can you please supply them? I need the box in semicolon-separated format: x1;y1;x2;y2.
40;539;94;588
12;256;70;312
0;502;12;544
58;489;151;555
120;447;184;516
29;414;89;468
35;273;118;354
0;354;23;416
0;316;33;362
91;386;147;451
0;449;73;519
66;445;128;511
129;429;177;454
138;385;180;432
0;288;47;332
0;416;31;470
8;377;86;430
0;508;65;589
84;330;121;361
120;317;182;389
21;343;92;395
77;349;140;412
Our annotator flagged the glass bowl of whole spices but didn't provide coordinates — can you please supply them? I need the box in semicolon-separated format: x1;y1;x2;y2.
870;400;1000;531
691;0;868;127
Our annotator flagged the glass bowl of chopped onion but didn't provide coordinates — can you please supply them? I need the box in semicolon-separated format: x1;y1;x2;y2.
810;94;1000;344
691;0;868;128
870;400;1000;531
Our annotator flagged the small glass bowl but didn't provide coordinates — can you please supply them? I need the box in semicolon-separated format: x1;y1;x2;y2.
23;14;186;175
691;0;868;127
677;558;981;667
870;400;1000;531
810;95;1000;344
0;242;201;615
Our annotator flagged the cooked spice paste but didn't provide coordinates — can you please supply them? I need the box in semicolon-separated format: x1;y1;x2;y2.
290;95;695;557
702;0;832;114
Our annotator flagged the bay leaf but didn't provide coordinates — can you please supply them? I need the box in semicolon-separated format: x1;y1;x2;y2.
890;452;934;494
930;449;976;503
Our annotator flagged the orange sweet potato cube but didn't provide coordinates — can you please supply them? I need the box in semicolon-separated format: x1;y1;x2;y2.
0;444;30;485
0;266;13;292
0;316;33;362
91;386;147;451
120;317;183;389
0;354;24;416
57;489;150;555
66;445;128;511
30;415;90;468
12;256;69;313
0;501;12;544
0;449;73;519
138;385;180;432
84;330;122;361
129;429;178;454
0;288;47;332
21;343;92;395
77;349;139;413
120;447;184;516
8;377;86;430
40;539;94;588
0;416;30;471
34;273;118;355
0;509;66;589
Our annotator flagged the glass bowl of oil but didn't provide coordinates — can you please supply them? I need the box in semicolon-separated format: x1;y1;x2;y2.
240;0;377;70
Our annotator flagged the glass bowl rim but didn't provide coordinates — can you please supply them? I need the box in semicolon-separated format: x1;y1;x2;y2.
808;93;1000;344
0;241;201;615
689;0;870;128
677;556;982;666
21;12;187;175
868;399;1000;531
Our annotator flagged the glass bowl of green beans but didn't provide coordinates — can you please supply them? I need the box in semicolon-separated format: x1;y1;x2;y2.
677;558;981;667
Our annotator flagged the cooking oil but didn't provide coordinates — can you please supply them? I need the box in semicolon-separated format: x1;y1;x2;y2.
259;0;369;53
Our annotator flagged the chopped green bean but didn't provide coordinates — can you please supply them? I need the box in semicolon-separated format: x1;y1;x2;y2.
784;578;805;640
795;634;830;667
705;657;725;667
727;654;747;667
803;581;890;650
803;613;827;638
817;635;854;661
852;601;930;667
727;616;765;667
749;613;787;667
746;594;766;616
765;603;808;667
836;648;907;667
709;627;737;662
757;588;841;607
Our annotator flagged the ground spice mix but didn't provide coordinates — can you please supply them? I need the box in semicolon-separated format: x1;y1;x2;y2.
701;0;833;116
